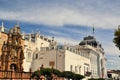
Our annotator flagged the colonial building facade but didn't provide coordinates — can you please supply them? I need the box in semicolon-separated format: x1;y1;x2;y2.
22;32;52;72
0;23;24;72
0;22;107;79
75;36;107;78
32;45;91;76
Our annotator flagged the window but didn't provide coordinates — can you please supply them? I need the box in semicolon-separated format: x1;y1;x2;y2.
70;65;73;71
36;54;38;59
75;66;77;72
84;66;86;74
87;67;88;72
79;66;81;74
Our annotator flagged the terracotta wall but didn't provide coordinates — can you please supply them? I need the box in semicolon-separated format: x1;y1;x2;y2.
0;70;64;80
0;32;8;55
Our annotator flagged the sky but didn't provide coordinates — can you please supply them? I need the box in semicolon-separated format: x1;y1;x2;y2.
0;0;120;70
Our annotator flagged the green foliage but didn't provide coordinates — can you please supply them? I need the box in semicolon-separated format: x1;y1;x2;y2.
32;68;85;80
40;68;61;76
31;70;40;78
60;71;74;79
113;27;120;50
32;68;61;80
60;71;85;80
53;68;61;76
72;74;85;80
40;68;52;76
88;78;105;80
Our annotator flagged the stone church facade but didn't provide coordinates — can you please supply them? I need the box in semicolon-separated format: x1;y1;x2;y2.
0;21;107;79
0;25;24;72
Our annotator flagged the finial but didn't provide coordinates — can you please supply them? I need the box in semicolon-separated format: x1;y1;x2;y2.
92;24;95;36
52;37;54;42
1;20;4;27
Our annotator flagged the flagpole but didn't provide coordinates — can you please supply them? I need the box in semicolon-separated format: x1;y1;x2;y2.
93;24;95;37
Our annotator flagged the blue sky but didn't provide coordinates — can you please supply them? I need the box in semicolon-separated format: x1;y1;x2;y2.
0;0;120;69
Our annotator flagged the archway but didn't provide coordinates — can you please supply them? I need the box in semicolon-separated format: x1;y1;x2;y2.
10;64;17;71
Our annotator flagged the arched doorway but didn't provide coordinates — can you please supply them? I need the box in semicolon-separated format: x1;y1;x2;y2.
10;64;17;71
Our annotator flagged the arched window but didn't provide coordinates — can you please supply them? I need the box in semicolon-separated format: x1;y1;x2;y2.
36;54;38;59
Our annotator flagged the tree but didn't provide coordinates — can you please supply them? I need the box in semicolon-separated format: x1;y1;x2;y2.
31;70;40;80
72;74;85;80
32;68;61;80
113;26;120;50
60;71;85;80
60;71;74;80
52;68;61;76
88;78;105;80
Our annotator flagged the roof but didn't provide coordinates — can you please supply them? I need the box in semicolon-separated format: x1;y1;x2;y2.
79;36;98;47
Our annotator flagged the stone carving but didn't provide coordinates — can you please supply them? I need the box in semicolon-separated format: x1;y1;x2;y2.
1;26;24;72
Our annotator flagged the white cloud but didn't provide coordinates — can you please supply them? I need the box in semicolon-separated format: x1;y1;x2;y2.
47;35;79;45
0;0;120;55
104;44;120;55
58;37;79;45
1;0;120;69
0;1;120;29
47;28;119;55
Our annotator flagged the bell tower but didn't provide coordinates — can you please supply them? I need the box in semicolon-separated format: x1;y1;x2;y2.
1;25;24;72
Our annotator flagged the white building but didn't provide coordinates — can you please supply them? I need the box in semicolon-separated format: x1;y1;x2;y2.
22;34;107;79
75;36;107;78
32;45;91;76
22;32;52;72
0;21;107;79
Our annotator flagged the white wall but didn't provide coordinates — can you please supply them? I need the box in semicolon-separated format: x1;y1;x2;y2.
23;34;50;72
65;50;90;75
31;48;90;76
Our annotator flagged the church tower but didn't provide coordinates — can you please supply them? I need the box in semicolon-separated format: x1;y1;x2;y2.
1;24;24;72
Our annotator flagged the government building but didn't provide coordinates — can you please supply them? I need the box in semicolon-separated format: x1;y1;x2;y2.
0;21;107;79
